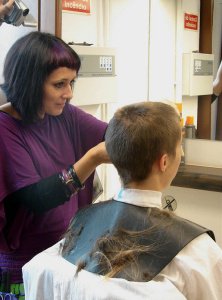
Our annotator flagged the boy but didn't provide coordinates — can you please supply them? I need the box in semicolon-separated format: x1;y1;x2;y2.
23;102;222;300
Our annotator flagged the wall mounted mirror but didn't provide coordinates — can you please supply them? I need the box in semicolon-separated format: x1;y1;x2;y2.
58;0;222;141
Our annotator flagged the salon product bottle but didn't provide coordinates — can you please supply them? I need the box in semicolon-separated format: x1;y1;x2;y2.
176;103;185;164
185;116;196;139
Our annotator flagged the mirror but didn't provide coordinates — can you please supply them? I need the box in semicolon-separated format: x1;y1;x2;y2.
58;0;222;141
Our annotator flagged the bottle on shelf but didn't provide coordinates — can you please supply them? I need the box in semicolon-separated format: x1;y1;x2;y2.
185;116;196;139
175;103;185;165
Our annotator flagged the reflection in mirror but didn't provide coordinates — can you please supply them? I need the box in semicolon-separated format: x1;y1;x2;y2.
59;0;222;141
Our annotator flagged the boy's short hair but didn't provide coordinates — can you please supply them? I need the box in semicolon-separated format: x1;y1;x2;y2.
105;101;181;185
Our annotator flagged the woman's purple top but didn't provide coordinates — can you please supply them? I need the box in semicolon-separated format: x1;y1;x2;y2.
0;103;107;283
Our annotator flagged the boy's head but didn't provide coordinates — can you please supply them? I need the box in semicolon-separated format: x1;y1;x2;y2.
105;101;182;188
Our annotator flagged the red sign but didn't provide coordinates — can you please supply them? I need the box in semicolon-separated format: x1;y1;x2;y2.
62;0;90;14
184;13;198;30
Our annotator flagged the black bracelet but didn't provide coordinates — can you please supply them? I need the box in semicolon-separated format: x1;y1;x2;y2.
59;169;77;196
59;166;85;196
68;165;85;190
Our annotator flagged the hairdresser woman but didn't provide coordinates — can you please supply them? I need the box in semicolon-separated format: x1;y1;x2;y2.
0;31;108;298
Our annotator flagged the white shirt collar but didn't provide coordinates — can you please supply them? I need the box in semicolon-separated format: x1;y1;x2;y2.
113;188;162;209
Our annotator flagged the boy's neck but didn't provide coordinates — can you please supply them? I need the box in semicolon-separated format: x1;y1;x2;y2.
125;176;163;192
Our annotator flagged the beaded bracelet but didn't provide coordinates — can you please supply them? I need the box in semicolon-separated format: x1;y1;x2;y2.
68;165;85;190
59;169;77;196
59;166;85;196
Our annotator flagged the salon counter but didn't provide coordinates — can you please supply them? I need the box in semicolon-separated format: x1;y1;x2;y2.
171;164;222;193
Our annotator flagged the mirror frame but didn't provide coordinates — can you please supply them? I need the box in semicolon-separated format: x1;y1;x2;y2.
55;0;62;38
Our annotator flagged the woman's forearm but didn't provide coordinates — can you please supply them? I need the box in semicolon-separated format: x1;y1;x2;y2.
7;142;110;213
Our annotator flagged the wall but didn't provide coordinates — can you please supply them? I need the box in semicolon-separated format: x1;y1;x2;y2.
62;0;149;109
176;1;198;129
108;0;149;106
148;0;176;101
163;186;222;248
62;0;99;45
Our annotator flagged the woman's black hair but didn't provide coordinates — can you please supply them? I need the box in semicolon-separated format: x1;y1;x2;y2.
0;31;81;123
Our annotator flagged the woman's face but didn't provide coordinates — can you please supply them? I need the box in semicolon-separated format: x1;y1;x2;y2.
40;67;77;118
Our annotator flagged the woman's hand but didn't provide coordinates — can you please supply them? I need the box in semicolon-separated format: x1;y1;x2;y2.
88;142;111;166
73;142;111;184
0;0;14;19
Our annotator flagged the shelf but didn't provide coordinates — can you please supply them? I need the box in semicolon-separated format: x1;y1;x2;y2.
171;165;222;192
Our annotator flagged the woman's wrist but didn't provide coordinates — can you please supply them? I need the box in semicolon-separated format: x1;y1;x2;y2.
86;146;104;167
59;166;85;196
73;142;110;185
88;142;110;166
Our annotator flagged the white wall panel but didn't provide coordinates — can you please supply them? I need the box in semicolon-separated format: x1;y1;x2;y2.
164;186;222;248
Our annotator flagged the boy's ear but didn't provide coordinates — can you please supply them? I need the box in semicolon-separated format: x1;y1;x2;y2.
159;154;168;172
